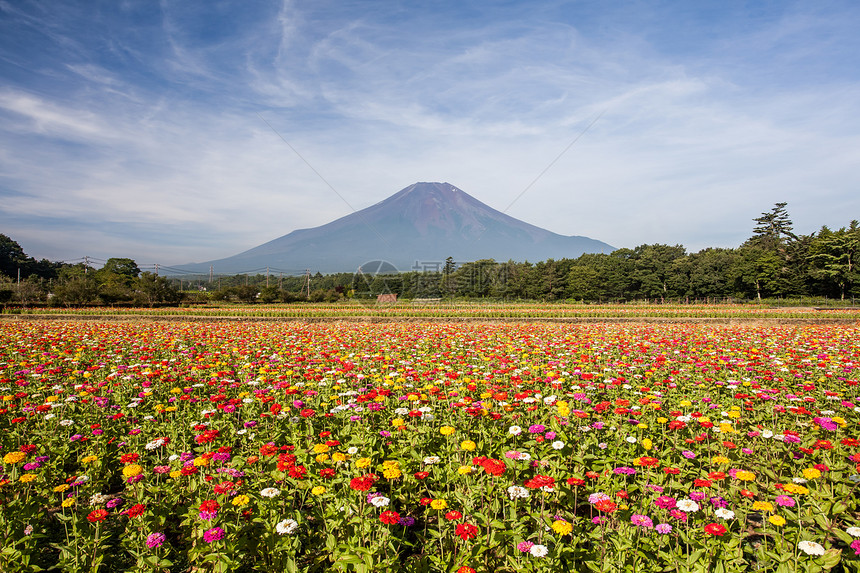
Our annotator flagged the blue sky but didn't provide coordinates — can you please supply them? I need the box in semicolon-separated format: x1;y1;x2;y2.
2;0;859;269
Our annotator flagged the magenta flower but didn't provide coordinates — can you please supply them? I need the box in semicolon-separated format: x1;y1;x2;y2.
203;527;225;543
146;532;166;549
654;496;677;510
631;514;654;528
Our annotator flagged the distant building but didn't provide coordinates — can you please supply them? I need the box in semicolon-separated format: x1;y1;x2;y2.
377;293;397;304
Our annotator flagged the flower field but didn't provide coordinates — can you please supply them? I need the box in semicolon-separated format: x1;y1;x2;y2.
2;319;860;572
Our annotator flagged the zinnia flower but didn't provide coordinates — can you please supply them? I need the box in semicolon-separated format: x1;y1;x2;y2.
798;540;825;556
455;523;479;541
379;510;400;525
87;509;109;523
704;523;727;536
529;544;549;557
276;518;298;535
203;527;225;543
146;532;166;549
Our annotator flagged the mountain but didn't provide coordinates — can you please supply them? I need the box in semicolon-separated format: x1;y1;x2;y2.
183;182;615;274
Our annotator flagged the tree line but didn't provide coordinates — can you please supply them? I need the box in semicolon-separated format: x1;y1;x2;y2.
1;204;857;307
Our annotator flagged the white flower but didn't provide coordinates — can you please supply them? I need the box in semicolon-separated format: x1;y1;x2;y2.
168;454;180;462
508;426;522;436
517;452;531;462
551;441;565;450
369;495;390;508
761;430;774;439
394;407;410;416
847;527;860;538
145;438;166;450
714;508;735;520
346;447;358;455
529;544;549;557
89;493;109;506
793;477;808;484
423;456;441;465
260;488;281;498
626;437;637;444
507;485;530;500
676;499;700;513
276;518;298;535
60;419;74;426
797;540;825;556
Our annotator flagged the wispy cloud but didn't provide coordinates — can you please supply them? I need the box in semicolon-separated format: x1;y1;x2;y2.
1;0;859;266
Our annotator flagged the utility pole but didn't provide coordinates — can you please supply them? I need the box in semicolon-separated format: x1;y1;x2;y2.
266;266;270;288
305;269;310;299
84;256;89;274
209;265;213;284
155;263;159;276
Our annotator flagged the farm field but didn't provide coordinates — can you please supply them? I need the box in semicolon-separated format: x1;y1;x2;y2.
3;301;860;322
2;316;860;572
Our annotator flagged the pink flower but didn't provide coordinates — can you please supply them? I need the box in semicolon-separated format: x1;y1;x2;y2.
203;527;224;543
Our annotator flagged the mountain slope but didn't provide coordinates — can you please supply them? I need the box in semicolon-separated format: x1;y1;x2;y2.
184;182;614;274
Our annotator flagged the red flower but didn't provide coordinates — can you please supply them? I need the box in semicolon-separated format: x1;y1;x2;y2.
350;476;375;492
126;503;145;518
457;568;476;573
480;458;506;477
214;481;235;495
87;509;109;523
704;523;726;536
120;453;140;463
567;478;585;486
663;467;681;475
455;523;479;541
200;500;219;512
813;464;830;472
379;510;400;525
259;444;278;456
524;475;555;489
594;499;617;513
585;471;600;479
320;468;336;479
708;471;726;480
445;510;463;521
740;489;755;498
288;465;307;479
694;479;712;488
414;471;429;480
420;497;432;506
300;409;316;418
616;490;628;499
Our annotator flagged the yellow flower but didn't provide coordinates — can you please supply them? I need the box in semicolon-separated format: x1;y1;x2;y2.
460;440;476;452
122;464;143;478
802;468;821;480
313;444;330;454
719;423;737;434
391;418;406;427
382;460;399;468
551;519;573;536
383;468;402;479
657;417;668;424
331;452;347;463
61;497;75;508
712;456;730;465
457;465;473;475
3;451;26;465
18;473;36;483
430;499;448;510
355;458;372;469
81;455;98;464
642;438;653;451
440;426;455;436
311;486;326;495
169;470;182;479
769;515;786;526
832;416;847;427
231;495;250;506
727;410;741;419
54;484;70;493
752;501;774;512
193;456;209;467
735;470;755;481
315;454;330;463
782;483;809;495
